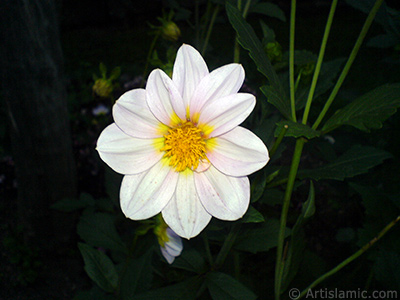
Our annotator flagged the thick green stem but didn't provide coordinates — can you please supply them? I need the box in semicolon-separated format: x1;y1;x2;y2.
302;0;338;124
201;5;220;55
298;215;400;299
275;138;305;300
312;0;384;130
289;0;297;122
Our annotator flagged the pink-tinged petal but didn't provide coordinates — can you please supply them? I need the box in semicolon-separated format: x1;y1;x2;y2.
162;171;212;239
96;124;163;175
207;126;269;177
120;159;178;220
190;63;245;118
161;228;183;263
146;69;185;125
194;159;211;173
160;247;175;264
198;93;255;138
172;44;209;110
113;89;165;138
195;166;250;220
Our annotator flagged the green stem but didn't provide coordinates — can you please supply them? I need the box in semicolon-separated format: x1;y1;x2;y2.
242;0;252;18
302;0;338;125
275;138;305;300
298;215;400;299
269;124;288;157
214;223;241;269
202;232;214;266
294;72;302;93
312;0;384;130
141;32;160;87
201;5;220;55
289;0;297;122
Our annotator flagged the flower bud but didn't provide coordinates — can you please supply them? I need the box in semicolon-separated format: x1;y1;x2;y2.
265;41;282;62
161;21;181;41
92;78;113;98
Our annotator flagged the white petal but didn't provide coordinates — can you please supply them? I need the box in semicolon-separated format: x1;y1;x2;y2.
113;89;164;138
173;44;209;110
120;160;178;220
165;228;183;257
198;93;255;137
195;166;250;220
190;63;245;118
96;124;162;175
207;126;269;177
162;171;212;239
146;69;185;125
160;247;175;264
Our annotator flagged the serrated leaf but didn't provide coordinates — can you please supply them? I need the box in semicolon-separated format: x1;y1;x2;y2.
78;243;118;293
77;212;127;254
249;2;286;22
298;145;392;181
322;84;400;132
234;219;290;253
261;85;291;119
242;205;265;223
226;3;290;119
274;120;320;139
120;249;154;299
206;272;257;300
134;276;203;300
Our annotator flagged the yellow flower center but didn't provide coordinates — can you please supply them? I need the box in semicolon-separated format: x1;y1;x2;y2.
161;122;207;172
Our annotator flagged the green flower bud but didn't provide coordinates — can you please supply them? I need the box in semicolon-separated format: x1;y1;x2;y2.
265;41;282;62
161;21;181;41
300;62;315;76
92;78;113;98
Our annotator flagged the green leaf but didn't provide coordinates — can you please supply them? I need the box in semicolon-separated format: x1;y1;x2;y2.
260;85;291;119
51;193;95;212
206;272;257;300
77;212;127;254
295;58;345;110
298;145;392;181
105;168;123;204
78;243;118;293
120;249;154;299
322;84;400;132
172;248;206;274
226;3;290;118
249;2;286;22
99;62;107;78
242;205;265;223
374;250;400;290
274;120;320;139
250;170;267;203
134;276;203;300
234;219;290;253
109;66;121;81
